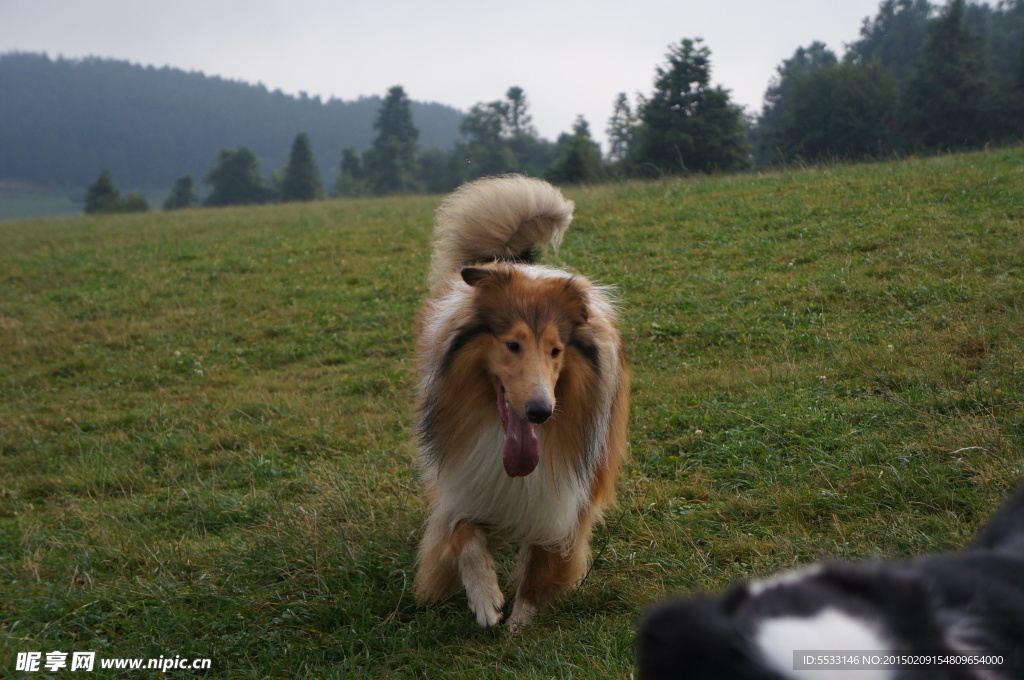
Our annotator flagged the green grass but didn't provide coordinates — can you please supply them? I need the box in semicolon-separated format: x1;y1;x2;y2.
2;148;1023;678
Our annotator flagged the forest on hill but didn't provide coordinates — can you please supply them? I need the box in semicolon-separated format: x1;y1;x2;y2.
2;0;1022;216
752;0;1024;165
0;52;463;191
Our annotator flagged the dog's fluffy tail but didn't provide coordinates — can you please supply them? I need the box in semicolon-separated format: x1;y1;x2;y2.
428;174;574;288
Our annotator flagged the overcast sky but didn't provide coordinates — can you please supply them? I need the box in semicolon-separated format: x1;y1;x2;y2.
2;0;887;149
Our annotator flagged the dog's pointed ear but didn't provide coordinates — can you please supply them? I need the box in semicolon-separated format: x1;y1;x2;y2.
461;267;491;287
462;266;513;288
561;278;589;325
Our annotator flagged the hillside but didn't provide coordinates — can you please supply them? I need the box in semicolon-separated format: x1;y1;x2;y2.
1;148;1022;677
0;52;464;192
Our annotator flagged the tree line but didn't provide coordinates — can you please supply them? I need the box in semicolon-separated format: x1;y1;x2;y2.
85;133;326;213
87;39;746;211
329;47;748;197
82;0;1024;212
331;0;1020;185
754;0;1024;164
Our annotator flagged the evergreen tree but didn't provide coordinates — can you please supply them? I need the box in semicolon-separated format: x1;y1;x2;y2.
501;87;556;175
334;147;368;197
755;42;838;165
606;93;637;163
452;88;556;181
457;101;518;179
1014;33;1024;137
545;116;605;185
163;174;200;210
363;86;422;195
280;133;324;202
84;170;150;214
505;134;557;178
203;147;272;207
847;0;932;83
84;169;122;214
976;0;1024;139
503;86;536;137
121;191;150;213
629;39;748;174
417;148;461;194
901;0;993;150
780;61;898;160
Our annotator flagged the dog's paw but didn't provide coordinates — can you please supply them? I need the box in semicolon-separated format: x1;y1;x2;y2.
458;536;504;627
507;599;536;631
467;584;505;628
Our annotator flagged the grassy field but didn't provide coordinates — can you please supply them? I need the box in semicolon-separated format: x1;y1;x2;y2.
2;148;1022;678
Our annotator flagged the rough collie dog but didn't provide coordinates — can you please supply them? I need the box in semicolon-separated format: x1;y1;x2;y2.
638;484;1024;679
412;175;630;628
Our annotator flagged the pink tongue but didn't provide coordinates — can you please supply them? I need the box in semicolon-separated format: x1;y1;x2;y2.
502;409;540;477
497;385;540;477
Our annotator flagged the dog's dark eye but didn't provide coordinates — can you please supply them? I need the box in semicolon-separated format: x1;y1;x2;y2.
506;342;520;353
551;347;562;358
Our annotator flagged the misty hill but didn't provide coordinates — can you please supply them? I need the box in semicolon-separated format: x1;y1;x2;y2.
0;52;465;191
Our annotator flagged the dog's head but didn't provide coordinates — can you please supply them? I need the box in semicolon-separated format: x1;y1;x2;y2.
638;589;790;680
460;264;594;477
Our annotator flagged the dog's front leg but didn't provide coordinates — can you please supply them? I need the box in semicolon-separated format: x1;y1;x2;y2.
510;541;589;628
416;518;505;627
453;521;505;627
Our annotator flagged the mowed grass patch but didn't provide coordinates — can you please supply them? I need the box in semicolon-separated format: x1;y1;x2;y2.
2;148;1022;677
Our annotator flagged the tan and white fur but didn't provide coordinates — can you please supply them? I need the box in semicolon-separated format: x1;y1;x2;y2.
413;175;630;628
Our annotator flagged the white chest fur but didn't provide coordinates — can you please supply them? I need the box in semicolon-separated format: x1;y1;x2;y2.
427;421;588;548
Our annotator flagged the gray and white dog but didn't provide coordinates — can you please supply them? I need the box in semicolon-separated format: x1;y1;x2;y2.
638;485;1024;679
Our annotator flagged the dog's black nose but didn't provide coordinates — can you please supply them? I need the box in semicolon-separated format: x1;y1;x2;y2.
525;400;552;424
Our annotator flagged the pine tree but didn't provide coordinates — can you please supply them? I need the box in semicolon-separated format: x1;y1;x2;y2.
503;86;536;137
334;147;367;197
501;87;555;175
901;0;993;150
457;101;517;179
84;170;122;214
974;0;1024;139
203;147;272;207
847;0;931;83
163;175;200;210
755;42;838;165
629;39;748;174
606;93;637;163
280;133;324;202
120;191;150;213
83;170;151;213
545;116;604;185
363;86;422;195
780;61;898;160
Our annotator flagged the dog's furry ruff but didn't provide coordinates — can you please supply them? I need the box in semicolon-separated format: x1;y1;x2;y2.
413;175;629;628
